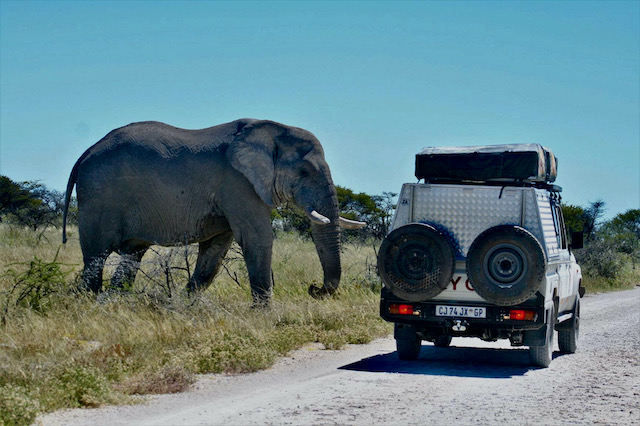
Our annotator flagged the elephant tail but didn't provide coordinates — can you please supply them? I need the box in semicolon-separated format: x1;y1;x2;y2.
62;157;81;244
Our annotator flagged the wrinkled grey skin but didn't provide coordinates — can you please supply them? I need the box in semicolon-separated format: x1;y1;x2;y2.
62;119;351;305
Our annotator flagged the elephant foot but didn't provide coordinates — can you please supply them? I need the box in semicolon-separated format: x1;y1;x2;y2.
80;273;103;294
308;284;336;299
78;281;102;294
185;279;208;294
251;295;271;309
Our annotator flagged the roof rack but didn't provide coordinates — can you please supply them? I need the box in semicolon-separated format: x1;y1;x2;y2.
420;177;562;192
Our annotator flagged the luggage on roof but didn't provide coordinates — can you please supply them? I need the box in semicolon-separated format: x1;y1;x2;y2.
415;144;557;183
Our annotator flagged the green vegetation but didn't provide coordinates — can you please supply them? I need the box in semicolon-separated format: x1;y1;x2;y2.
271;185;397;240
562;202;640;293
0;177;71;236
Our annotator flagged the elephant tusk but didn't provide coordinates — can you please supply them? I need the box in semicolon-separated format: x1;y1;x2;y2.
306;210;366;228
308;210;331;225
339;217;367;229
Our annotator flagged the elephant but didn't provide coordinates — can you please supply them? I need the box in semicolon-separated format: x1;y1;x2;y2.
62;119;365;305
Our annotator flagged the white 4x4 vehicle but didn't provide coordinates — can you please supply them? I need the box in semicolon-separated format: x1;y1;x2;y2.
378;144;584;367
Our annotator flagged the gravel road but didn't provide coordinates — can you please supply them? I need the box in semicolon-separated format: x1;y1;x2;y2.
39;287;640;425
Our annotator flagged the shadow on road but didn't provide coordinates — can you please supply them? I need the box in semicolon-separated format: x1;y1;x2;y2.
339;345;535;378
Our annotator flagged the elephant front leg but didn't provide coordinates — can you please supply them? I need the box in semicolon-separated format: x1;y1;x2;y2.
221;192;274;307
240;241;274;307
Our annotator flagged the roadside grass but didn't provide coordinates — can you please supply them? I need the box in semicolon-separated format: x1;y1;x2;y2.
581;263;640;294
574;239;640;294
0;226;390;425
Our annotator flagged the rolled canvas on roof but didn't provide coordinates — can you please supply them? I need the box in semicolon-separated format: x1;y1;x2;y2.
415;144;557;183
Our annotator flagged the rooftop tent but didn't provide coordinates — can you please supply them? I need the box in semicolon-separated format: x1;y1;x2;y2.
415;144;558;183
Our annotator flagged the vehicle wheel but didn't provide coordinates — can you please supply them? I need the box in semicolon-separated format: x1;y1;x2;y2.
395;324;422;360
378;224;455;302
433;335;452;348
466;225;546;306
529;304;555;368
558;297;579;354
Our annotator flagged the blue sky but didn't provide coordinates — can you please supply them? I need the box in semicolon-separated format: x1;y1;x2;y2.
1;0;638;219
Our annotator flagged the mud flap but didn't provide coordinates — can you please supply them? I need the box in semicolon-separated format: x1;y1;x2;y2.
523;323;547;346
394;323;418;339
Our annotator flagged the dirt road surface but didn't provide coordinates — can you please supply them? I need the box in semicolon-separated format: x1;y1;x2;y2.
40;288;640;425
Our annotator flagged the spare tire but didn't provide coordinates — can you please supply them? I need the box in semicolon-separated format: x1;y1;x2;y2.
378;224;455;302
466;225;546;306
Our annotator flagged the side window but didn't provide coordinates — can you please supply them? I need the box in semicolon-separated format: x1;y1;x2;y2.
558;206;568;250
550;201;568;250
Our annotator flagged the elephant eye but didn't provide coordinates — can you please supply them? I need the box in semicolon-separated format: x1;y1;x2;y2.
299;169;310;178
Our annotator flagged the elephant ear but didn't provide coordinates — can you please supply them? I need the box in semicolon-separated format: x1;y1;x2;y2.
226;121;283;207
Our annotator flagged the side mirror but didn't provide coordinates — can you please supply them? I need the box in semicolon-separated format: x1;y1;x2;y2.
570;231;584;250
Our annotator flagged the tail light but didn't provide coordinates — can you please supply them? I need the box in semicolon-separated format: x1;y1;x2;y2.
389;304;414;315
509;309;536;321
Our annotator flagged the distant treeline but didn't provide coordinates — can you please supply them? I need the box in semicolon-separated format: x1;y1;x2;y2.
0;176;76;233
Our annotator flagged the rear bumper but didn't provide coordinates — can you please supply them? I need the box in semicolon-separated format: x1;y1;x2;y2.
380;292;547;337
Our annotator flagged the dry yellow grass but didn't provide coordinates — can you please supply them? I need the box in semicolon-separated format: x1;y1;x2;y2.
0;225;391;424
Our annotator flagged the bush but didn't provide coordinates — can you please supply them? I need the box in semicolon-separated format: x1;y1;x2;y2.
0;251;72;324
45;365;114;409
0;384;40;426
189;334;279;374
575;239;625;280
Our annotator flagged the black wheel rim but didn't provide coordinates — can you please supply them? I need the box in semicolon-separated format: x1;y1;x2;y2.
483;243;527;288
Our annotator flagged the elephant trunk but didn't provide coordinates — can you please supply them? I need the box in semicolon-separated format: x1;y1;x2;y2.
308;221;342;299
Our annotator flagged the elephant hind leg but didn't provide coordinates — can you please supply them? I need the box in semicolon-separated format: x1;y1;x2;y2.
78;219;117;293
187;231;234;293
111;243;149;290
81;253;108;293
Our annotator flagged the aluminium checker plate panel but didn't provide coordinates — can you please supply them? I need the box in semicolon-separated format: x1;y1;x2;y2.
390;183;545;258
536;190;560;258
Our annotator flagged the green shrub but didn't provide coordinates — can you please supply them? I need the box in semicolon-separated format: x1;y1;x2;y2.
0;384;40;426
190;334;278;374
575;239;625;280
45;364;114;409
1;251;73;324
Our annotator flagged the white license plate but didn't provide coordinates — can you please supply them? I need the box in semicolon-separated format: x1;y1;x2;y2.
435;305;486;318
